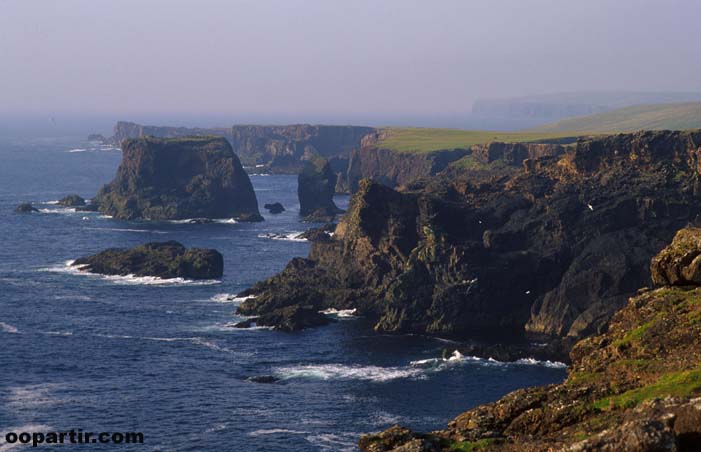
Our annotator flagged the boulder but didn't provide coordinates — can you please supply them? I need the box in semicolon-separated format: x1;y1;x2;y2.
15;203;39;213
72;241;223;280
94;136;262;221
651;227;701;286
58;194;86;207
298;156;343;222
264;202;285;214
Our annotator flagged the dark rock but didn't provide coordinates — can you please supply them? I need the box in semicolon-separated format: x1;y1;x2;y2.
298;156;344;221
297;223;335;242
15;203;39;213
249;305;333;332
76;203;99;212
71;241;223;280
87;134;107;142
241;130;701;343
94;136;262;222
245;375;279;384
184;218;214;224
58;194;86;207
264;202;285;214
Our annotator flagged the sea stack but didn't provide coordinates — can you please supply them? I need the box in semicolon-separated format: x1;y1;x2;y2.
94;136;262;221
297;156;343;222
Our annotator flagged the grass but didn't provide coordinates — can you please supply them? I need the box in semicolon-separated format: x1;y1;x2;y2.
375;128;578;153
531;102;701;134
450;439;496;451
612;320;655;348
593;368;701;410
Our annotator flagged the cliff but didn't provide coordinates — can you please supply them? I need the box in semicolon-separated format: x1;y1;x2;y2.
95;136;262;221
237;130;701;342
229;124;375;171
111;121;231;144
359;227;701;451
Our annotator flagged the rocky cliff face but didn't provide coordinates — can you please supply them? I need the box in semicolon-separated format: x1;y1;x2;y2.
111;121;231;144
470;141;564;165
95;136;262;221
359;228;701;451
238;130;701;341
347;132;470;192
230;124;375;171
298;157;343;222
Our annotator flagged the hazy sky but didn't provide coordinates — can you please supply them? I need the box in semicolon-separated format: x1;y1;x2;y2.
1;0;700;117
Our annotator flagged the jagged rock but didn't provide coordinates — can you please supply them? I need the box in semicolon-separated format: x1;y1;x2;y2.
15;203;39;213
58;194;86;207
470;141;564;165
264;202;285;214
245;375;279;384
650;227;701;286
236;305;333;332
298;156;343;221
71;241;223;280
94;136;262;221
241;130;701;341
359;228;701;450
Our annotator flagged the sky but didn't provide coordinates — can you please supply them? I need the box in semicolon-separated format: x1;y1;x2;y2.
1;0;700;124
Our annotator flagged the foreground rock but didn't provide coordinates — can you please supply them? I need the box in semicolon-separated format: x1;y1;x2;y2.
240;130;701;341
94;136;262;221
15;203;39;213
360;228;701;450
72;241;223;280
264;202;285;214
298;156;344;222
58;194;86;207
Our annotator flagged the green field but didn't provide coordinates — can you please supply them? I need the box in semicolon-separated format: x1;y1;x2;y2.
531;102;701;134
375;128;577;153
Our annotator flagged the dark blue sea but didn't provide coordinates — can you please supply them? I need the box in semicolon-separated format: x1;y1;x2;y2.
0;136;566;451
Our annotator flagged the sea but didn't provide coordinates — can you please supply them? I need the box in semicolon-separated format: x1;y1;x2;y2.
0;136;566;451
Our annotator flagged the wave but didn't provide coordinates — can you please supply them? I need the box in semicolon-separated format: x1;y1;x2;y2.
304;433;358;452
248;429;308;437
319;308;358;318
166;218;238;224
38;207;77;214
409;350;567;369
6;383;67;409
84;227;169;234
0;322;19;334
43;331;74;336
258;232;306;242
40;260;220;286
210;293;256;304
274;363;426;382
67;148;87;153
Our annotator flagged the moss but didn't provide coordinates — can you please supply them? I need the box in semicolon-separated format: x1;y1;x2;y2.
450;155;510;171
450;438;496;451
613;320;655;348
567;371;601;386
594;368;701;410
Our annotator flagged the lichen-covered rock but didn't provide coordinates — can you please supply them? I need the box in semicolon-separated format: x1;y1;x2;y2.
298;156;343;221
72;241;223;280
58;194;86;207
15;203;39;213
359;228;701;450
651;227;701;286
95;136;262;221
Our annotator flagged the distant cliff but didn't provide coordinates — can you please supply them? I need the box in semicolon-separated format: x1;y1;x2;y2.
229;124;375;171
95;136;261;221
111;121;231;144
238;130;701;343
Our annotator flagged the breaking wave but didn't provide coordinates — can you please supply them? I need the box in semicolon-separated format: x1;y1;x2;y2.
0;322;19;334
257;232;306;242
319;308;358;318
274;363;426;382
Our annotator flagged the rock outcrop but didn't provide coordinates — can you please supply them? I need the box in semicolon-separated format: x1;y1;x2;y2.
58;194;86;207
264;202;285;214
238;130;701;340
298;157;343;222
359;228;701;451
15;203;38;213
234;305;332;332
72;241;223;280
94;136;262;221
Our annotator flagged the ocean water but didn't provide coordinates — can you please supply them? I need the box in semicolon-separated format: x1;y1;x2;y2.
0;137;566;451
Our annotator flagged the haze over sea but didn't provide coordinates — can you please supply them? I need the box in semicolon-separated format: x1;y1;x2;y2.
0;136;565;451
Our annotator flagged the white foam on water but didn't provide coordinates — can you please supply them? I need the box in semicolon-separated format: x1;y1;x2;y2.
0;424;54;452
6;383;66;409
98;215;113;219
38;207;76;215
0;322;19;334
319;308;358;318
514;358;568;369
45;200;59;205
43;331;73;336
248;429;308;437
258;232;306;242
67;148;87;153
213;218;238;224
39;260;220;286
409;350;567;369
210;293;256;304
84;227;169;234
274;363;425;382
304;433;358;452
